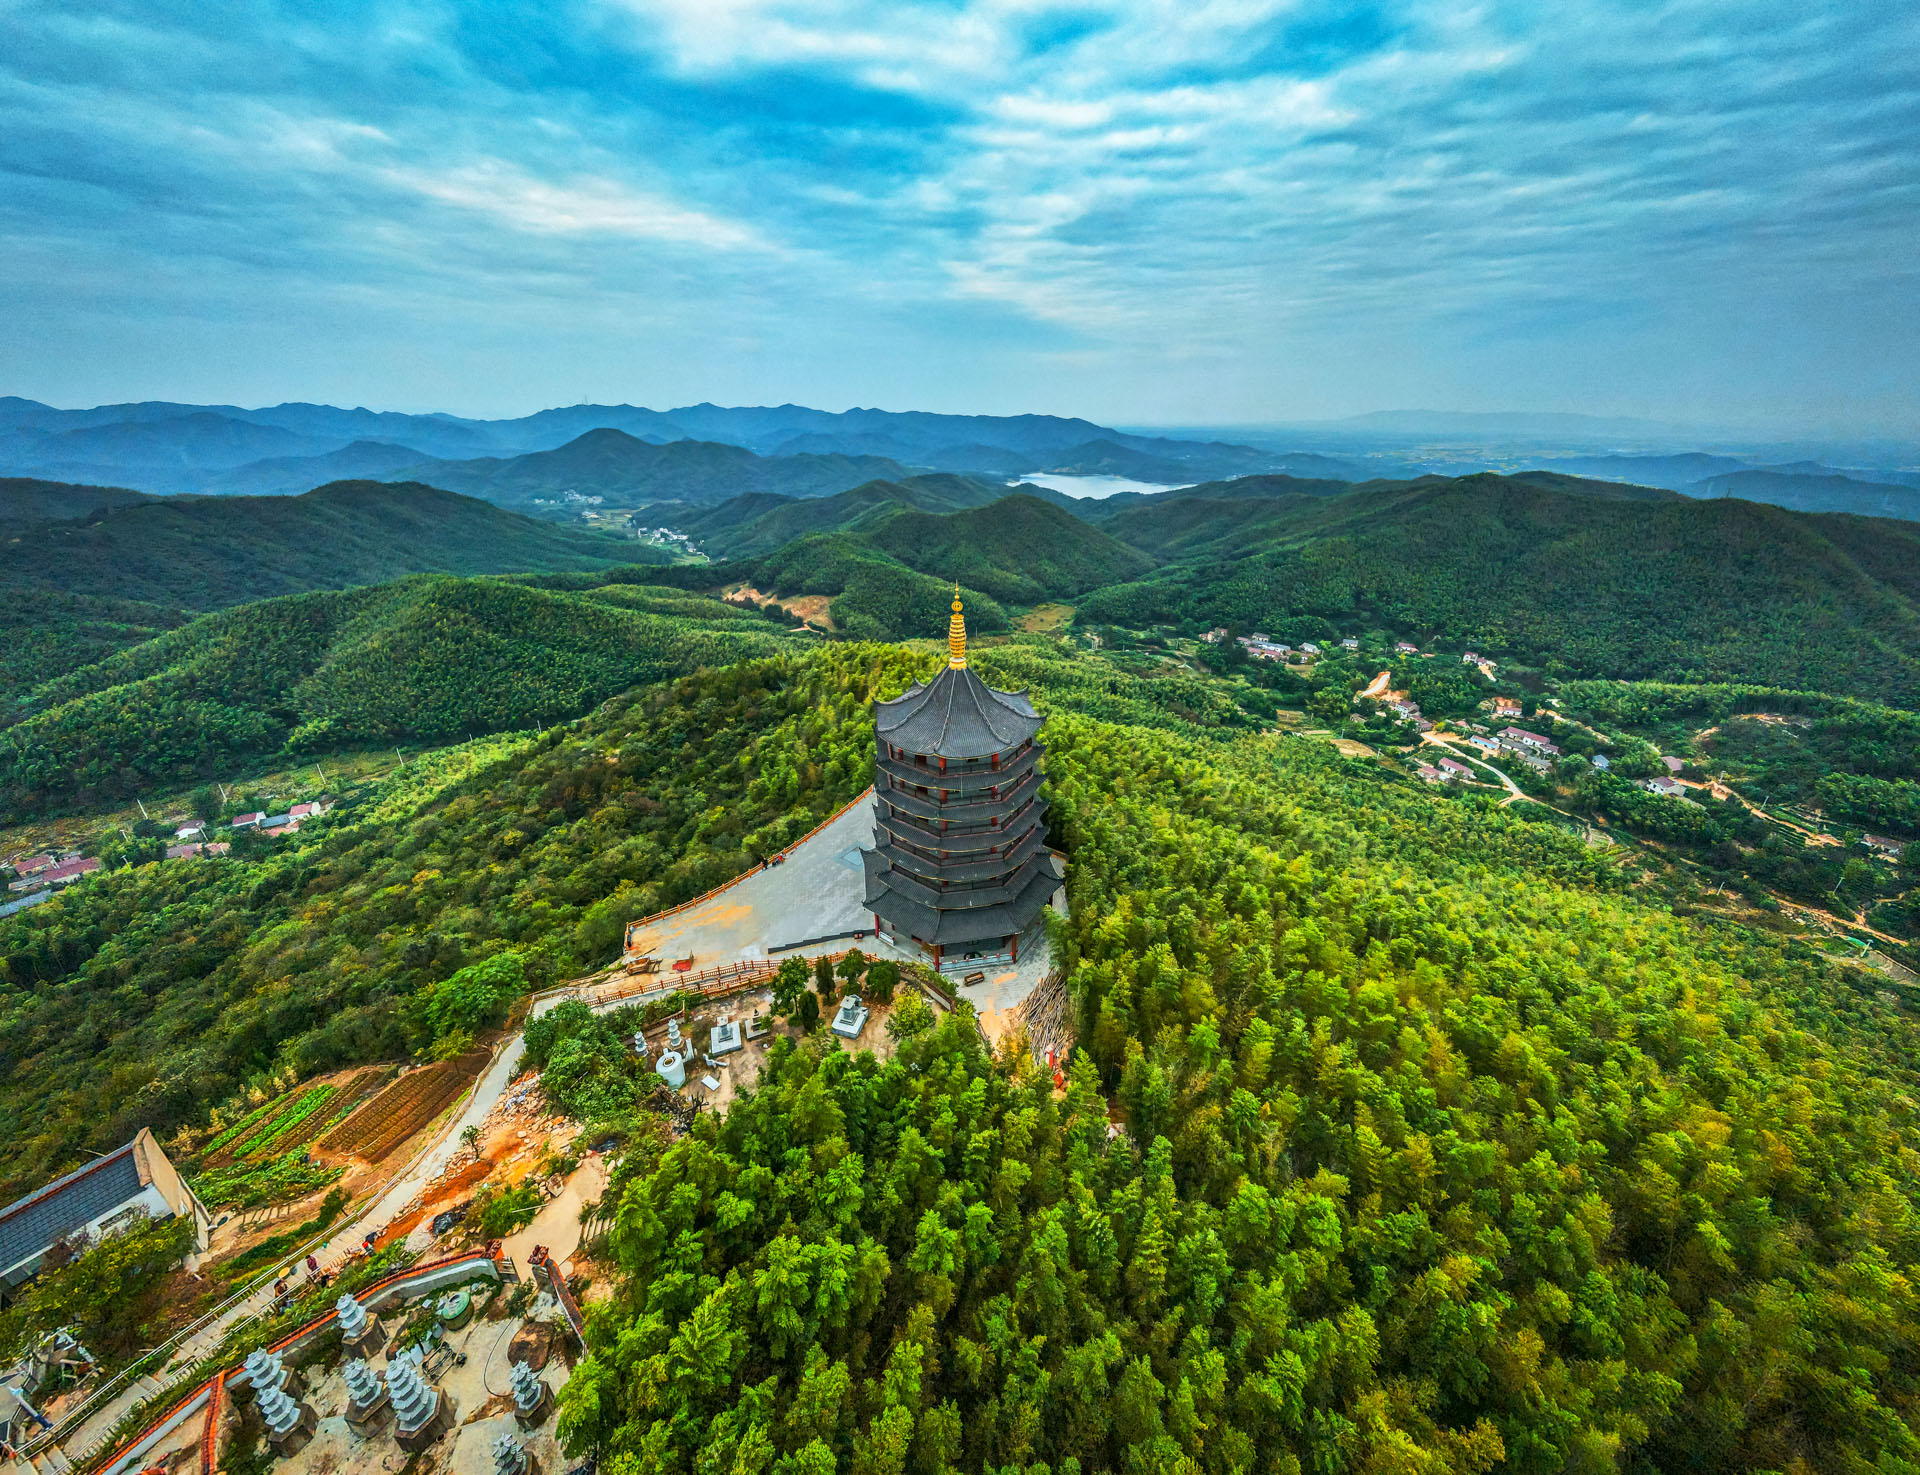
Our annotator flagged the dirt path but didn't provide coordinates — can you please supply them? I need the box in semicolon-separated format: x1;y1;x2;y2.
502;1154;611;1273
1420;733;1526;805
1358;670;1393;700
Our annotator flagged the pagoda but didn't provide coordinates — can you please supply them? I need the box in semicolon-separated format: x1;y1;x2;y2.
862;590;1060;969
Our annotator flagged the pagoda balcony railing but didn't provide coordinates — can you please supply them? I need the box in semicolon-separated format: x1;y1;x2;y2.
875;827;1049;885
876;796;1043;850
878;737;1036;773
876;767;1043;824
875;742;1041;793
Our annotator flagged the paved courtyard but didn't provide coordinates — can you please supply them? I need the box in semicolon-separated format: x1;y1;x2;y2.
624;794;918;969
621;789;1060;1026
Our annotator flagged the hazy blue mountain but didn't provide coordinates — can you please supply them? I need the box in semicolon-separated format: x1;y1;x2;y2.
1685;470;1920;521
200;439;428;494
1336;409;1679;439
1753;460;1920;490
394;429;914;508
0;397;1334;495
1532;452;1750;490
2;412;341;474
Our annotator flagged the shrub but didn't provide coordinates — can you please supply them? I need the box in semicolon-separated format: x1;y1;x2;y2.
864;958;899;1003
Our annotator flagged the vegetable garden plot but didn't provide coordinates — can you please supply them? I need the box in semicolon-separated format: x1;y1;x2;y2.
316;1051;490;1162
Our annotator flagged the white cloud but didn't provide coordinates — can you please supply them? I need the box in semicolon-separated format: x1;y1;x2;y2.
384;158;767;250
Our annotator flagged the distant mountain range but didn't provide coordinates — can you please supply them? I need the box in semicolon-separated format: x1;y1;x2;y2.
5;395;1917;523
0;397;1303;501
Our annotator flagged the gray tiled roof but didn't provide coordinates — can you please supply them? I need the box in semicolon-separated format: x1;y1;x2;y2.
865;849;1062;945
0;1145;145;1283
875;667;1040;758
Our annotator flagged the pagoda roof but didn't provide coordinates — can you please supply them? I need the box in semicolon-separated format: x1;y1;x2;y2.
875;666;1040;759
864;850;1062;946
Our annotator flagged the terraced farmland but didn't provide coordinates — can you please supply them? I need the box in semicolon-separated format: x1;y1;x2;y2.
316;1051;490;1163
272;1067;390;1152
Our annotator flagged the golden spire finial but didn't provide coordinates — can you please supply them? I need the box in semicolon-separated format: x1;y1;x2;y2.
947;580;967;669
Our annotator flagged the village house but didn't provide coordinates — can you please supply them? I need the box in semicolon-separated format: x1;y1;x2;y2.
0;1129;212;1304
1661;756;1687;774
174;822;204;841
1643;775;1686;797
1394;641;1419;654
288;801;325;820
1491;696;1522;718
1499;726;1562;756
1340;637;1359;650
1414;763;1445;784
1591;754;1611;771
1469;735;1501;755
1200;627;1228;644
1438;758;1474;782
165;841;232;861
34;852;98;887
1299;641;1322;656
230;812;265;830
8;855;55;879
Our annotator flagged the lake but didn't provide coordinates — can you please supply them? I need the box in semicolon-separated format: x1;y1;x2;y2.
1013;472;1191;500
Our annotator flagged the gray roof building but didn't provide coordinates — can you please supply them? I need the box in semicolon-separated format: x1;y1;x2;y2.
0;1129;211;1299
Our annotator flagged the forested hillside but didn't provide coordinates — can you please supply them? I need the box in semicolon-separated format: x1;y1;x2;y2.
753;536;1014;640
0;577;797;818
656;476;1061;558
1081;474;1920;703
2;638;1917;1470
0;475;154;529
0;478;646;699
862;494;1154;603
0;478;639;607
698;491;1151;636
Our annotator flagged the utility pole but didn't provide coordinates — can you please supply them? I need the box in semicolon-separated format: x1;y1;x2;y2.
136;798;149;820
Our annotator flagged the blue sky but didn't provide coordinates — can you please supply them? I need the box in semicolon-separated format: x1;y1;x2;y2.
2;0;1915;431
